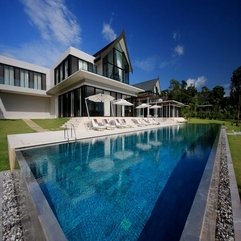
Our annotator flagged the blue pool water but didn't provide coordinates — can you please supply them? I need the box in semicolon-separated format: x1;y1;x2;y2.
21;124;219;241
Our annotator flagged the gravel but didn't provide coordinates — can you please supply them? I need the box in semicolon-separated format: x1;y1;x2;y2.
215;133;234;241
2;171;24;241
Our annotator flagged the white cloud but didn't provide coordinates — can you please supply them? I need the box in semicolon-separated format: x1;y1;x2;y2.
134;56;157;72
159;59;175;69
0;41;64;67
0;0;81;67
21;0;81;46
186;76;207;90
173;32;181;40
174;45;184;56
102;23;117;42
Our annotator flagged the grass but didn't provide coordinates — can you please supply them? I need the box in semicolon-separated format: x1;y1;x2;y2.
0;118;69;171
188;118;241;132
33;118;69;131
0;120;34;171
228;135;241;196
188;118;241;197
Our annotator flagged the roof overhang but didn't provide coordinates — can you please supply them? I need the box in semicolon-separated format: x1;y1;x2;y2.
47;70;144;96
158;100;186;107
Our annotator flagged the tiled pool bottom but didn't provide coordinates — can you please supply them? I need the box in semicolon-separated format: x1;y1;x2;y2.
17;124;220;241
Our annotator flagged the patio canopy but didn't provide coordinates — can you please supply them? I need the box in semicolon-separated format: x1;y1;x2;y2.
85;93;115;119
136;103;151;117
113;99;133;106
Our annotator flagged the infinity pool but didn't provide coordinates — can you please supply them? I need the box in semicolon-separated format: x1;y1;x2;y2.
20;124;219;241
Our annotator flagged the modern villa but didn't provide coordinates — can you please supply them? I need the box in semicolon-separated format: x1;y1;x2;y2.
0;31;144;119
1;32;241;241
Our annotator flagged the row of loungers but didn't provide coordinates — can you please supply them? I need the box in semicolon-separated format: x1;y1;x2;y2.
90;118;166;131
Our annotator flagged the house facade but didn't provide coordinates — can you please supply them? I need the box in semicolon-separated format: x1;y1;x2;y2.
0;32;143;119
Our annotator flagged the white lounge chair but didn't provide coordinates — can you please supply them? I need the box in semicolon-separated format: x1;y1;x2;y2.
103;119;116;130
115;119;126;128
121;119;133;128
91;119;106;131
132;119;145;127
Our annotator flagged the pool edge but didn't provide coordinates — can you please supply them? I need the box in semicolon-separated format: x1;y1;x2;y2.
180;127;241;241
15;151;67;241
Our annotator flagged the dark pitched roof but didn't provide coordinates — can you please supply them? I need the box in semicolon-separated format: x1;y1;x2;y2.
93;31;133;72
133;78;160;91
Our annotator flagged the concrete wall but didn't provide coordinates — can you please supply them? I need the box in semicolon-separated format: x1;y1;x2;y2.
0;92;53;119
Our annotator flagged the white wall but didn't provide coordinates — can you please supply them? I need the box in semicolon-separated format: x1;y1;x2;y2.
0;92;53;119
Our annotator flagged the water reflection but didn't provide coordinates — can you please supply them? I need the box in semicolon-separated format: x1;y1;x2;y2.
21;124;220;241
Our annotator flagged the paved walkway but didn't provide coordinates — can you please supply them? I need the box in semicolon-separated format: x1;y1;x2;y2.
23;119;47;132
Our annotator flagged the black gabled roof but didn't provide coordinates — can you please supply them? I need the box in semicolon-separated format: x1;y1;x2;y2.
133;78;160;91
93;31;133;72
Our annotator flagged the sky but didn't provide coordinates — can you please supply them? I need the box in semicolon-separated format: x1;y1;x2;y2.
0;0;241;95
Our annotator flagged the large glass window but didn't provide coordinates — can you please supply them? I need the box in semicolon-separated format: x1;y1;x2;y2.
103;44;129;84
79;60;88;71
64;59;69;79
34;73;42;89
20;70;29;88
4;66;14;85
0;64;46;90
58;85;129;117
54;55;96;85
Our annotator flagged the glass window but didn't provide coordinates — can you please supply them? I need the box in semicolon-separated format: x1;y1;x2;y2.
4;66;14;85
59;64;63;82
34;73;41;89
107;50;113;64
20;70;28;87
64;59;68;79
115;50;123;68
0;64;3;84
79;60;88;71
29;72;34;88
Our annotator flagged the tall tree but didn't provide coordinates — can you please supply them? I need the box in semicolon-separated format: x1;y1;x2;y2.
230;66;241;124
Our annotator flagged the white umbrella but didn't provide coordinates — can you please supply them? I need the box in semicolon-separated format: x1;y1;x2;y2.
150;104;162;109
113;99;133;117
86;93;114;102
136;103;151;117
136;103;151;109
150;104;162;118
85;93;115;119
113;99;133;106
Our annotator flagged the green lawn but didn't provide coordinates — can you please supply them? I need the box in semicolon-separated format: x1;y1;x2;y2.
33;118;69;131
0;120;34;171
228;135;241;196
0;118;69;171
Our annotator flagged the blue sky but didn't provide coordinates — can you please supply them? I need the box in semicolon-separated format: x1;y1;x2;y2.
1;0;241;94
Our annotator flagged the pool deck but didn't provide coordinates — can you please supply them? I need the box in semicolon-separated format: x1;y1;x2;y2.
7;117;182;171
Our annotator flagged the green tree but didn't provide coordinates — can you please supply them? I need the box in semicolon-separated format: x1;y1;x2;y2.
230;66;241;124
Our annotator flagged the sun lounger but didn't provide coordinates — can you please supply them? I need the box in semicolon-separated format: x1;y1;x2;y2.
103;119;116;130
115;119;127;128
138;119;149;126
151;118;160;125
121;119;133;128
91;119;106;131
132;118;145;127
